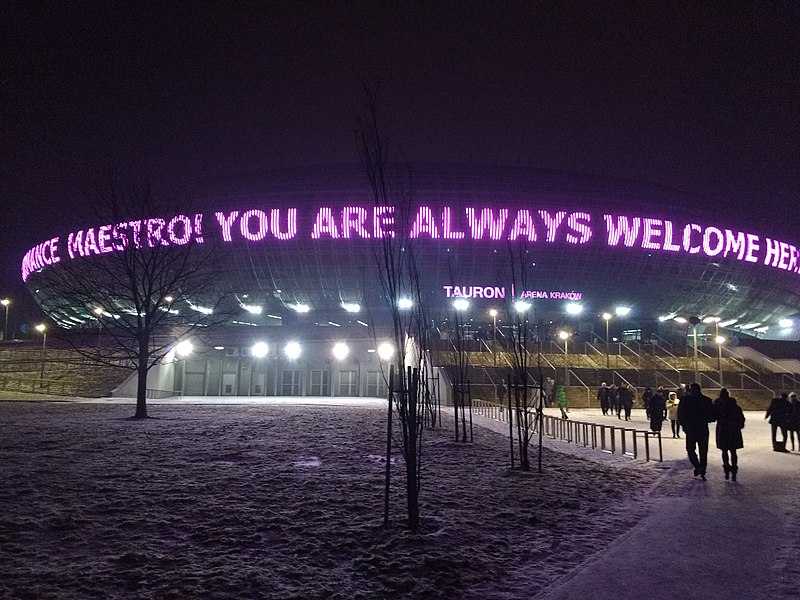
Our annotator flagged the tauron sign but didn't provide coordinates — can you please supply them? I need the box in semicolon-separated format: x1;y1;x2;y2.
21;206;800;282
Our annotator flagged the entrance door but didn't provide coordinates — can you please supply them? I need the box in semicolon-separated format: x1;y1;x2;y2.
221;373;237;396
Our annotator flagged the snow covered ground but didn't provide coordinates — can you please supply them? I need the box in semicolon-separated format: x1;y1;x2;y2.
1;399;798;599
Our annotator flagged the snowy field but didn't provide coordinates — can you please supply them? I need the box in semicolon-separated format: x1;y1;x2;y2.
0;400;658;599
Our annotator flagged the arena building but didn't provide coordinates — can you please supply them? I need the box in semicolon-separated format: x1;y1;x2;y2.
19;164;800;398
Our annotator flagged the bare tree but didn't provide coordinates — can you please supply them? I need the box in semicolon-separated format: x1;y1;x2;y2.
357;87;430;532
31;174;229;418
504;237;546;471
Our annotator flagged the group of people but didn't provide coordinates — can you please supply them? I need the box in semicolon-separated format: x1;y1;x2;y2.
597;382;749;481
595;382;637;421
765;391;800;452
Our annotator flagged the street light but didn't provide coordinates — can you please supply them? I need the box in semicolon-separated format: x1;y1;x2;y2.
93;307;103;347
1;298;10;341
558;330;570;386
687;316;701;382
332;342;350;361
715;335;725;386
602;312;612;368
489;308;498;364
35;323;47;380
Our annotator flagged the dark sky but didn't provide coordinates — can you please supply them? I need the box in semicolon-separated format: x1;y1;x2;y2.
3;2;798;326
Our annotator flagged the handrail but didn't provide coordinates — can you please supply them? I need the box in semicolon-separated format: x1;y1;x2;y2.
740;372;776;396
583;342;606;369
698;371;721;390
470;399;662;462
652;353;681;376
654;371;680;390
611;370;636;389
721;347;761;379
621;343;642;367
568;369;592;407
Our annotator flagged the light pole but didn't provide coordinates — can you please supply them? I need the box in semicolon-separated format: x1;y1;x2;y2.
715;335;725;386
1;298;10;341
688;316;701;382
35;323;47;380
559;330;570;386
602;312;612;368
489;308;498;364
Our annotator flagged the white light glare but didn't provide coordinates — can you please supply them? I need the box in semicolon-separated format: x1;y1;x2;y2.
284;341;302;360
739;322;761;330
453;299;469;311
191;304;213;315
602;312;612;321
558;330;570;340
566;303;583;315
719;319;738;327
658;313;677;322
332;342;349;361
293;303;310;313
514;301;531;312
615;306;631;317
397;297;413;310
754;326;770;333
673;317;688;324
715;336;726;344
341;302;361;313
252;341;268;358
175;340;193;357
779;319;794;329
242;304;262;315
702;316;721;324
377;342;395;361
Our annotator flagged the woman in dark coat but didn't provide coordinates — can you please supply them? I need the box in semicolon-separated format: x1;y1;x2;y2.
714;388;745;481
648;388;666;433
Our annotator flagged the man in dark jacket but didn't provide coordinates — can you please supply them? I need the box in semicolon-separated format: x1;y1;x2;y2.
677;383;716;479
765;392;792;452
597;382;610;415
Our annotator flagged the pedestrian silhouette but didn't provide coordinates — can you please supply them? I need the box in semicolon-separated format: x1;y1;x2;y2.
677;383;716;480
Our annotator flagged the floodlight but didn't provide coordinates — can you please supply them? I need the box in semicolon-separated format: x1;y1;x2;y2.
397;298;413;309
377;342;395;361
175;340;193;357
242;304;262;315
674;317;688;324
332;342;350;361
341;302;361;313
453;299;469;311
35;323;46;333
702;316;721;324
514;301;531;312
489;309;498;317
779;319;794;329
715;336;725;345
615;306;631;317
252;341;268;358
602;312;612;321
558;330;569;340
565;303;582;315
293;303;310;313
284;341;302;360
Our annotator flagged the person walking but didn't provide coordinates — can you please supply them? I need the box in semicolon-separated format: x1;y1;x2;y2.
714;388;745;481
619;384;634;421
597;382;610;415
649;387;666;433
642;387;654;419
611;384;622;418
666;392;681;438
788;392;800;452
677;383;716;480
765;392;792;452
557;386;569;419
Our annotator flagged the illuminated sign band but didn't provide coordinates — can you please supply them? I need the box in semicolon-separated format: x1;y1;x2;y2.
21;205;800;282
443;286;583;301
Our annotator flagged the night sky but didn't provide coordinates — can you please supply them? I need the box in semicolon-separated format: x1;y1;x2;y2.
3;2;798;328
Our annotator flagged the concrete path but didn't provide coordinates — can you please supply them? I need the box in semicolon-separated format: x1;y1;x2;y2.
476;407;800;600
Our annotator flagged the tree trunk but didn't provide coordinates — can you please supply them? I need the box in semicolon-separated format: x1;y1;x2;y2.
134;354;149;419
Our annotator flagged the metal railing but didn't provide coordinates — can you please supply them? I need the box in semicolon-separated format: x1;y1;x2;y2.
739;373;775;396
568;369;592;406
146;388;183;399
472;399;662;462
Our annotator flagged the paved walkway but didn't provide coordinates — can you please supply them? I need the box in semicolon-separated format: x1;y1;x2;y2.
477;407;800;600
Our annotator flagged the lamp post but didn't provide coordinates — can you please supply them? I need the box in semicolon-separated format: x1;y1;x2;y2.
688;316;701;382
489;308;498;365
35;323;47;380
559;330;570;386
714;335;725;386
602;312;612;368
1;298;10;341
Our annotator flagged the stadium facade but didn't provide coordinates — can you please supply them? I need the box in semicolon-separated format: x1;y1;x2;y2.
20;164;800;397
